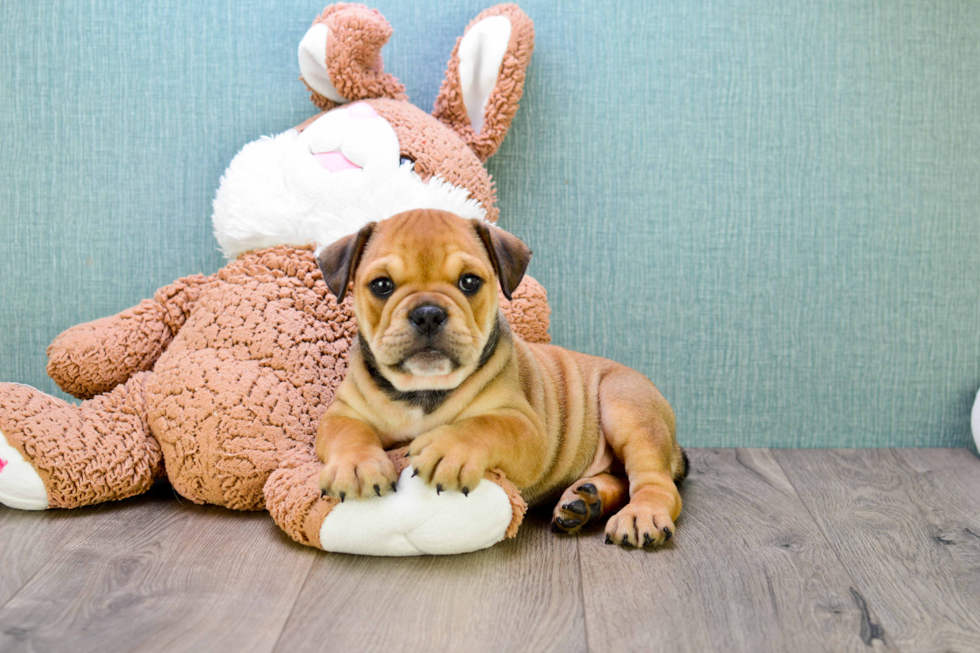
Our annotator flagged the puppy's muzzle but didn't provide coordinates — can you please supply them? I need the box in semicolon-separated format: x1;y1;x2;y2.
409;304;447;336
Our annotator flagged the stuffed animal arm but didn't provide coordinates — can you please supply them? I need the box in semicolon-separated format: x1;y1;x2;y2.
45;275;210;399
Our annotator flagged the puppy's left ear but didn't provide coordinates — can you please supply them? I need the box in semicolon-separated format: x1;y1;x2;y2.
433;4;534;161
316;223;375;302
473;220;532;301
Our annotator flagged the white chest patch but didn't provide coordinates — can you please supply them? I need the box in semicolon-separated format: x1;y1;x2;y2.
402;351;454;377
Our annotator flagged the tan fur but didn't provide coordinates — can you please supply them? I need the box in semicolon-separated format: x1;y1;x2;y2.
315;209;685;547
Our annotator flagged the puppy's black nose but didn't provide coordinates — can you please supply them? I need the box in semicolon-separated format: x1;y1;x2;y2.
409;304;447;335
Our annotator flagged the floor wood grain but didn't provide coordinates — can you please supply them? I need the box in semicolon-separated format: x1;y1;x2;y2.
0;483;318;653
0;504;94;607
774;448;980;653
274;512;586;653
578;449;893;653
0;449;977;653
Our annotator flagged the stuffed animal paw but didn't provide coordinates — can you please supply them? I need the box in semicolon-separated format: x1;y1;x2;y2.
0;424;49;511
318;465;517;556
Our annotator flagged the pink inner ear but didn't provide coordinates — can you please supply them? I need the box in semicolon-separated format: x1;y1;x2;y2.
0;458;7;473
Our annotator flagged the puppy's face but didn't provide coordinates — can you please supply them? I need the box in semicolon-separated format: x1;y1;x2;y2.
317;210;531;393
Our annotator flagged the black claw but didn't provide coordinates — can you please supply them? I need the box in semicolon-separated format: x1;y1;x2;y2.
412;468;419;477
564;499;588;516
551;520;563;533
605;533;614;545
663;527;673;541
339;491;346;503
462;487;469;497
436;484;443;495
320;488;327;498
555;516;583;529
374;484;381;497
391;482;398;493
579;483;598;496
404;451;411;458
621;534;630;547
643;533;653;547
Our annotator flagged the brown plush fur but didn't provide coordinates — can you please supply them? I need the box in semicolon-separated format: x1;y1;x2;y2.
305;3;407;111
315;210;685;547
45;276;208;400
0;247;547;528
0;374;163;509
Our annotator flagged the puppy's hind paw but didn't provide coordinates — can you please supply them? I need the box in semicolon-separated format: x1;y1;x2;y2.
551;481;603;535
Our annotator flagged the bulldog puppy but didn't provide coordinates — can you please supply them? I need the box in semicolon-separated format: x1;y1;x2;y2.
314;209;687;547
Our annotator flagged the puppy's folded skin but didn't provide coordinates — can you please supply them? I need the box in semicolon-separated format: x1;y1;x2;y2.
315;209;686;547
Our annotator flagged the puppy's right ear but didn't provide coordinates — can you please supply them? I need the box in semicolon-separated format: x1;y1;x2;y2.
473;220;532;301
316;223;375;302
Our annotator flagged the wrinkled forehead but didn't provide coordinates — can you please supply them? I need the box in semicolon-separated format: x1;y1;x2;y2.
365;212;491;278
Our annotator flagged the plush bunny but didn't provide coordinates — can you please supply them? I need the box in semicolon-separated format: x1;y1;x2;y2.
0;3;548;555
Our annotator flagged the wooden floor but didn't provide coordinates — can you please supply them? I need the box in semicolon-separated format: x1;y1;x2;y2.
1;448;979;653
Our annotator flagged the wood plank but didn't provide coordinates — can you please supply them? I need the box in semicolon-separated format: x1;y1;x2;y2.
274;512;586;653
0;482;318;653
774;448;980;653
0;505;93;608
578;449;895;653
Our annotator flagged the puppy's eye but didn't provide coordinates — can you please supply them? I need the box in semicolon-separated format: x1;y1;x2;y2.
399;155;416;169
458;274;482;294
370;277;395;297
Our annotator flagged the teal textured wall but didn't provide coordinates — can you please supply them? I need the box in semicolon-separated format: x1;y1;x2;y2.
1;0;978;447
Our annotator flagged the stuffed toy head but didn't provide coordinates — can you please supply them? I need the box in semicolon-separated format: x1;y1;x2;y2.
0;3;545;557
213;2;533;260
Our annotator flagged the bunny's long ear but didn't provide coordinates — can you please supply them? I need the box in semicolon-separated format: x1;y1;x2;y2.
433;4;534;162
298;4;407;111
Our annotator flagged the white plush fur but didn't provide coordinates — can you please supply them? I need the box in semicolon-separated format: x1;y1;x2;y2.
212;104;487;260
0;428;49;511
459;15;512;134
319;467;513;556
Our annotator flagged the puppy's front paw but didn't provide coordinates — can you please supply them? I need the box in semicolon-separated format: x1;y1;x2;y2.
318;447;398;501
408;428;490;495
605;502;675;549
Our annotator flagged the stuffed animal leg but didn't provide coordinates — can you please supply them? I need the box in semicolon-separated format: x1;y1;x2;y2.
0;374;164;510
0;275;208;510
265;448;526;555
